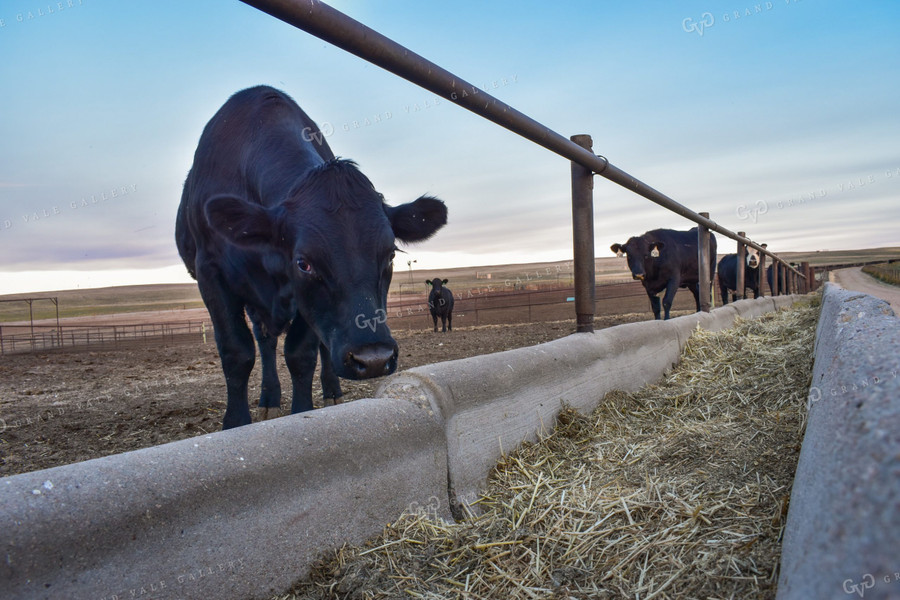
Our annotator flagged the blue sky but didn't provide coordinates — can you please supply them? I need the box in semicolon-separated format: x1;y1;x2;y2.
1;0;898;294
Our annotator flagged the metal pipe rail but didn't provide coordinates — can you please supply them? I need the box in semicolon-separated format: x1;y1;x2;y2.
239;0;805;280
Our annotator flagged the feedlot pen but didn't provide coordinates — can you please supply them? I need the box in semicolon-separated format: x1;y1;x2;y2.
278;300;819;600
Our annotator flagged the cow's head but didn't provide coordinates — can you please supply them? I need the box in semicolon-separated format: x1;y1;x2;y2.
426;278;448;290
204;159;446;380
746;247;760;269
611;237;664;281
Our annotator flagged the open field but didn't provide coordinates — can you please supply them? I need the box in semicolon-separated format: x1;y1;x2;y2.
3;248;896;323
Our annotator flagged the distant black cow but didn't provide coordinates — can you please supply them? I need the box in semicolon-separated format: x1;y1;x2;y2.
426;278;454;332
717;247;761;304
611;227;717;320
175;86;447;429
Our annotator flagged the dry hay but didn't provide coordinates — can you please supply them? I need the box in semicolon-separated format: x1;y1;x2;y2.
277;299;820;600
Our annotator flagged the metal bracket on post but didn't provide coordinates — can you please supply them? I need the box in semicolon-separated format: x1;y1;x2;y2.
698;212;712;312
570;134;595;333
736;231;747;301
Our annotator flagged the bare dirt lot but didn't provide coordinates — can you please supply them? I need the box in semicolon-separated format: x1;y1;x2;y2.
0;312;670;477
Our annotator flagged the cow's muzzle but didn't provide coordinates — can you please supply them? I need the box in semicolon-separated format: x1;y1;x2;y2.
633;274;645;281
344;343;399;379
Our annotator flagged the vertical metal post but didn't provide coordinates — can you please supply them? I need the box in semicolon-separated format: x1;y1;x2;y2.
736;231;747;301
770;261;777;295
758;244;768;296
570;134;595;333
28;299;35;351
808;264;816;291
776;263;784;295
698;212;712;312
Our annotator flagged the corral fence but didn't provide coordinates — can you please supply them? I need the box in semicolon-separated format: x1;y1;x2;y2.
2;260;874;354
239;0;809;335
0;320;212;355
390;280;690;330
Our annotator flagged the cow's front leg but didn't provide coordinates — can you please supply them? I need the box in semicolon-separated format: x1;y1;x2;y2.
689;281;702;313
662;281;680;320
250;316;282;420
432;312;439;333
198;273;255;429
319;343;344;406
284;317;319;414
648;294;662;320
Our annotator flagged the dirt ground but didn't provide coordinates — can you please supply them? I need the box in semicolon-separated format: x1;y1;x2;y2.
0;312;674;477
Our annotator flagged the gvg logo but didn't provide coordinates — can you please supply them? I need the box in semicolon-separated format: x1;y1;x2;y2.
736;199;769;223
683;12;714;36
354;309;387;332
843;574;875;597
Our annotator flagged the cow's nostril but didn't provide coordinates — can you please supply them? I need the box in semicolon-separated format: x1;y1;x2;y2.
345;344;398;379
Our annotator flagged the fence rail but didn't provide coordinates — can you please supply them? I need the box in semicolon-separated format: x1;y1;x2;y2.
0;321;211;355
238;0;809;333
0;266;838;355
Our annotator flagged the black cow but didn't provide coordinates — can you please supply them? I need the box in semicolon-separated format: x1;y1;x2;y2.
611;227;717;320
426;278;454;332
717;247;761;304
175;86;447;429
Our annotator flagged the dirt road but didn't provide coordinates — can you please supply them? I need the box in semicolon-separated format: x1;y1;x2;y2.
831;267;900;311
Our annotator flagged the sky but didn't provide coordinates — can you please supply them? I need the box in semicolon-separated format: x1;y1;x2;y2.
1;0;898;294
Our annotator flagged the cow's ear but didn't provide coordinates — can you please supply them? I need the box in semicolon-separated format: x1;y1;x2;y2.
425;280;432;286
442;279;448;284
385;195;447;243
611;243;624;257
205;195;282;249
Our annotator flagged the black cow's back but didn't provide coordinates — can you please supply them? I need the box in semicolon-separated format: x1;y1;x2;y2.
642;227;715;293
176;86;334;276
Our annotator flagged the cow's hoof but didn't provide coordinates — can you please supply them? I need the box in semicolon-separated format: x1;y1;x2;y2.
258;406;283;420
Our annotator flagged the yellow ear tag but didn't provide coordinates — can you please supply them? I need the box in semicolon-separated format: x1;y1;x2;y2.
650;247;660;258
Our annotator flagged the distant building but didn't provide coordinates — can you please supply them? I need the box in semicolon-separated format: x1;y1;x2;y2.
475;272;492;280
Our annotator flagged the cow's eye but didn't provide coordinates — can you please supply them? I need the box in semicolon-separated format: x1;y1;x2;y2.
296;258;314;274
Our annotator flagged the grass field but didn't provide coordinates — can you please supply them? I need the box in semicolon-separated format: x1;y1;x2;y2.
2;247;898;322
862;262;900;287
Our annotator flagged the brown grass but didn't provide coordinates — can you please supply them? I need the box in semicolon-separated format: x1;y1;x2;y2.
275;298;819;600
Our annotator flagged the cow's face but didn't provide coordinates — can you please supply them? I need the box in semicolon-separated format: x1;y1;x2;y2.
426;278;448;291
205;159;447;380
746;247;760;269
611;237;664;281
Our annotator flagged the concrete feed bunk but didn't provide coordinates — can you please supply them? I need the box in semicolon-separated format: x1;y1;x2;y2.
12;292;892;600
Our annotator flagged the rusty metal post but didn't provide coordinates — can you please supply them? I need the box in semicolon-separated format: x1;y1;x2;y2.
770;261;777;295
758;244;768;296
698;212;712;312
777;263;785;295
736;231;747;301
808;264;816;291
570;134;595;332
